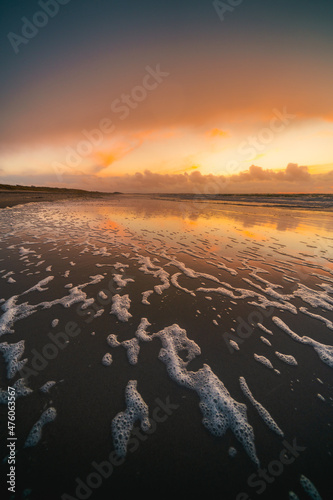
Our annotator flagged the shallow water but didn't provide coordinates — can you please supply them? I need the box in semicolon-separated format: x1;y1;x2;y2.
0;195;332;499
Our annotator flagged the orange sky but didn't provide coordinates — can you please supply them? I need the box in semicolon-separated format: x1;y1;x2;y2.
1;1;333;193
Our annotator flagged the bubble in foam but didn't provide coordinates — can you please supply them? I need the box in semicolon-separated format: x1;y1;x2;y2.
102;353;113;366
299;474;323;499
111;380;150;457
254;353;274;370
40;381;56;393
275;351;298;366
107;334;120;347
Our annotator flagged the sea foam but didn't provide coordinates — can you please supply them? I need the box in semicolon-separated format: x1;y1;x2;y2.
111;380;150;457
141;323;260;466
24;407;57;448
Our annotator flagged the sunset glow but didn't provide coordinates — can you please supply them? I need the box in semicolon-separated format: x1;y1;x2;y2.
1;0;333;193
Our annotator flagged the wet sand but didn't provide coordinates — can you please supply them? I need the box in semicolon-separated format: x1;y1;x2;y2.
0;189;115;209
0;196;332;499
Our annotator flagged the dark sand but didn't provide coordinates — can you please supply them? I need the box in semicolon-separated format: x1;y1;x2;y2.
0;196;332;500
0;189;117;209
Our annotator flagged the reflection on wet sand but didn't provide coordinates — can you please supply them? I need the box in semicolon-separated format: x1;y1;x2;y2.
0;195;332;500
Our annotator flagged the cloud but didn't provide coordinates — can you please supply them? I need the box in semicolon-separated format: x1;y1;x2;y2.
101;164;332;193
206;128;230;139
228;163;311;183
2;164;332;194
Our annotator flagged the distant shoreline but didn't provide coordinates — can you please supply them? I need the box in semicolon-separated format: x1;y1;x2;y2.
0;189;120;209
1;184;332;211
152;193;333;211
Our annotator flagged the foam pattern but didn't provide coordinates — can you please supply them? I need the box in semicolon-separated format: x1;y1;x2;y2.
0;274;106;337
0;295;37;336
299;307;333;330
293;284;333;311
1;198;333;490
24;407;57;448
22;276;54;295
273;317;333;368
249;296;297;314
0;340;27;379
107;330;142;365
40;381;56;393
239;376;284;437
275;351;298;366
106;334;120;347
144;324;260;467
257;323;273;335
260;337;272;346
121;338;140;365
102;353;113;366
141;290;154;305
136;256;170;296
254;353;274;370
112;274;134;289
135;318;152;342
110;294;132;322
170;272;196;296
300;474;323;499
111;380;150;457
0;378;33;404
229;339;240;351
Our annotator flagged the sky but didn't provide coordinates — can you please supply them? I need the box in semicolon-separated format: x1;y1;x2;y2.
1;0;333;193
